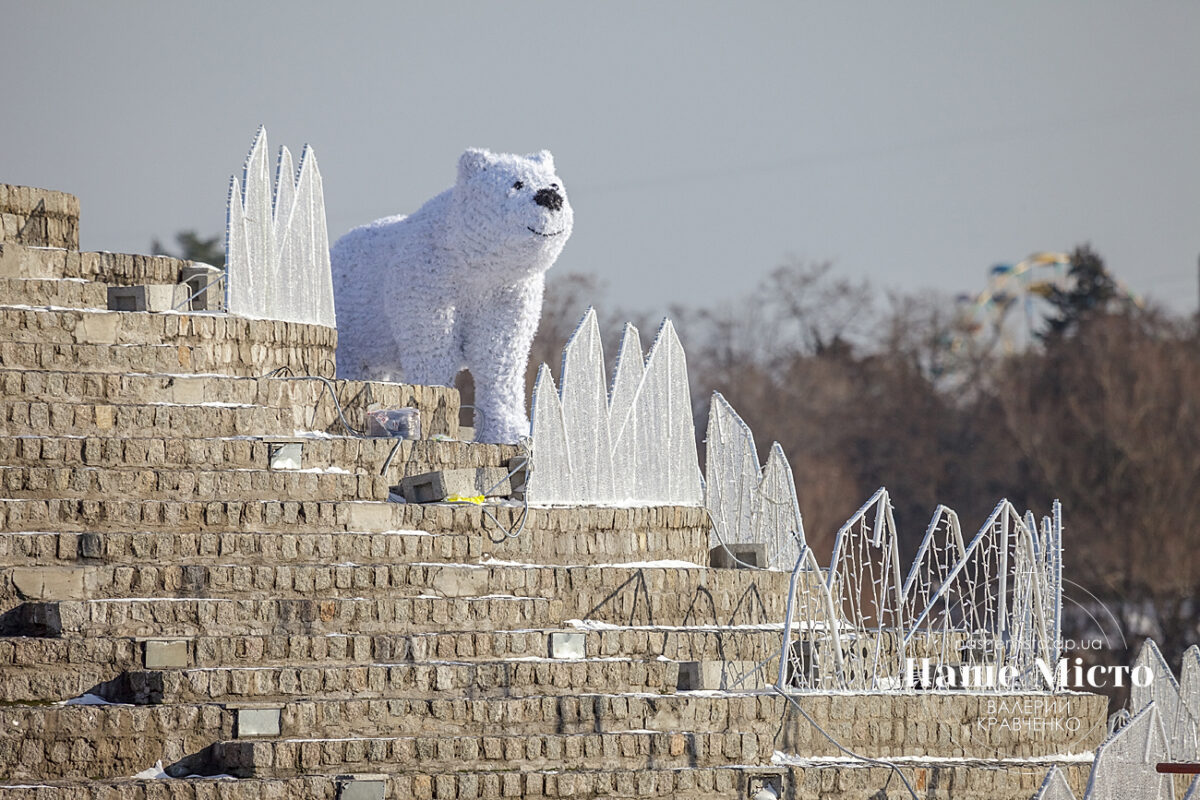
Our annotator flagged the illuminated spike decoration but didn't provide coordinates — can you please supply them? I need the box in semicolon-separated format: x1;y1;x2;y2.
1130;639;1200;761
705;392;804;571
526;309;702;506
1083;702;1173;800
225;126;336;328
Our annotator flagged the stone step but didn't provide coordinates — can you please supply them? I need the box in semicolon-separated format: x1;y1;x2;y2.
0;306;332;349
0;277;108;309
1;563;790;627
0;701;231;783
0;464;389;503
0;189;79;250
4;559;783;634
0;625;781;699
2;625;781;673
6;690;1101;764
0;401;290;438
0;663;117;705
254;692;1107;759
0;502;712;565
0;308;334;377
0;242;186;285
0;367;461;437
0;435;505;477
0;762;1099;800
6;595;562;639
208;728;777;777
103;658;680;705
0;338;329;378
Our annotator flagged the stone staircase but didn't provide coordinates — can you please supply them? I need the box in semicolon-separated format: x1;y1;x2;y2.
0;183;1107;799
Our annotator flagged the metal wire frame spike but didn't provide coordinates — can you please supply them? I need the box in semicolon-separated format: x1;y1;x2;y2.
1033;767;1079;800
770;494;1068;698
824;488;906;690
903;499;1056;691
776;544;846;691
901;505;970;682
1082;702;1174;800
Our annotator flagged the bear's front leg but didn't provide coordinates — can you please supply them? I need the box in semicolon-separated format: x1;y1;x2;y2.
461;275;545;444
390;297;461;388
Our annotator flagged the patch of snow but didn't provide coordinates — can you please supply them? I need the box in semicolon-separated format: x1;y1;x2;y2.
148;401;256;408
771;750;1095;767
61;693;115;706
132;761;169;779
563;618;785;632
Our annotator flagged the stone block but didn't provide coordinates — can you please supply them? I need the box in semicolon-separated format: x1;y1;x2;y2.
709;543;768;569
548;632;585;660
507;457;528;499
430;567;490;598
11;567;85;600
108;285;164;312
399;468;511;503
143;639;189;669
337;775;388;800
235;706;282;738
675;660;762;691
180;264;225;311
345;502;395;531
169;377;206;404
74;312;119;345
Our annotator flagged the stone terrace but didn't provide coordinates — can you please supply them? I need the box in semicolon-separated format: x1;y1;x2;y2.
0;184;1107;799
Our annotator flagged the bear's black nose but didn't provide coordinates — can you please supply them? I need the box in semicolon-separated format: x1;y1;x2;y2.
534;188;563;212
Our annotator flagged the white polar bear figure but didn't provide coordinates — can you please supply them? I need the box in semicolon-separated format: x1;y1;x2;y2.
331;149;573;444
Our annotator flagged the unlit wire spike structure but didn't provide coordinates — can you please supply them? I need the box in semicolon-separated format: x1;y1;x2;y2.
772;492;1063;694
1033;767;1078;800
226;126;336;328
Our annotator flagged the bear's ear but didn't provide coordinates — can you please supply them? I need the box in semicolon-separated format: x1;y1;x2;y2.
458;148;494;181
529;150;555;171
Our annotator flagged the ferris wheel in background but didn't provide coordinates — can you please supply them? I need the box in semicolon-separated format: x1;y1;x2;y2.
951;251;1143;356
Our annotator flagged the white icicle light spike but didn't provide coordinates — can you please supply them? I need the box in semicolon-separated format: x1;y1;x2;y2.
1131;639;1200;761
526;312;702;506
1083;702;1173;800
557;308;614;502
608;323;644;502
704;392;803;571
225;126;336;328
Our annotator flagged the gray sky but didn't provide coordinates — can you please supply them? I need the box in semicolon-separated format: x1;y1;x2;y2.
4;2;1198;319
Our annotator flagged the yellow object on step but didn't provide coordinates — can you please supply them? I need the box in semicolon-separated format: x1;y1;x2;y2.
445;495;485;505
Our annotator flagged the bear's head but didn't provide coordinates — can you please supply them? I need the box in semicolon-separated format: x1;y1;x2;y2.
449;148;573;277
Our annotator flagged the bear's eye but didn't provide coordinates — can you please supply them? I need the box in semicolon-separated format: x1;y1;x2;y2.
512;181;524;190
